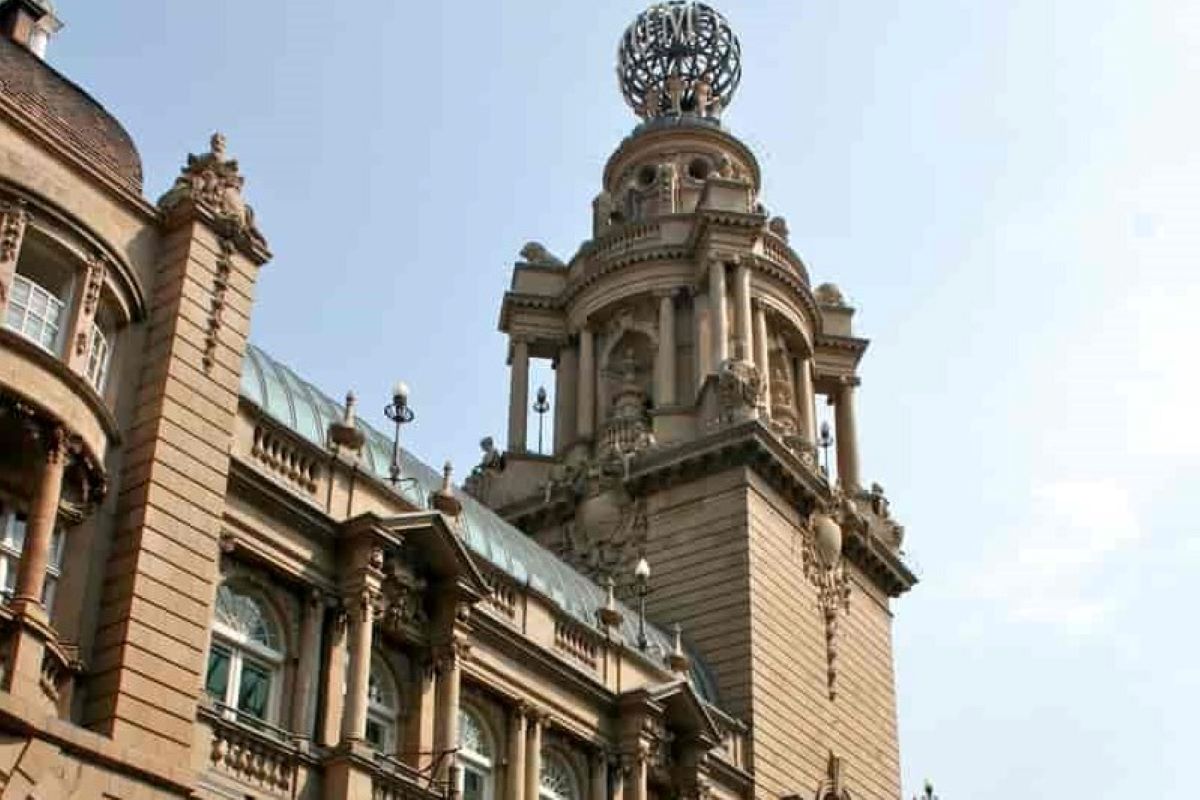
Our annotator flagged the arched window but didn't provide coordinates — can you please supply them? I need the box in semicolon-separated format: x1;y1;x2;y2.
540;750;580;800
458;706;494;800
205;582;283;723
366;653;399;752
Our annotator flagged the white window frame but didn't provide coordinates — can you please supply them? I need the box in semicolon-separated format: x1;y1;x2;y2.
5;273;66;354
366;652;400;753
540;750;581;800
0;504;64;612
84;320;111;392
458;706;495;800
207;584;284;725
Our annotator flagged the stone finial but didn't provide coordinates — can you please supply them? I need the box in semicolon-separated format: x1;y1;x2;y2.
431;460;463;519
158;132;268;253
667;622;690;674
328;390;366;454
814;282;847;307
597;575;624;629
768;216;790;240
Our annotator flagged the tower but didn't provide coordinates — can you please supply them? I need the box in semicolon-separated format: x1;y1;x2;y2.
471;4;916;799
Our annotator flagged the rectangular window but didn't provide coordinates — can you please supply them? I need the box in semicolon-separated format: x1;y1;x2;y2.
205;643;232;702
237;657;272;719
5;274;65;354
84;322;110;392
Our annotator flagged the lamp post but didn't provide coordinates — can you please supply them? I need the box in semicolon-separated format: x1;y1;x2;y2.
634;556;651;652
533;385;550;454
818;420;834;477
384;381;415;485
914;781;938;800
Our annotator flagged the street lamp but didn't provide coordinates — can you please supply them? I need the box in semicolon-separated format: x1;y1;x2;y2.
818;420;834;477
533;385;550;454
634;556;651;651
384;381;415;486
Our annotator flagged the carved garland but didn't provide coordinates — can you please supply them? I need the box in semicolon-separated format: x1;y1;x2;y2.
75;255;107;356
0;200;30;304
203;237;234;373
799;514;852;702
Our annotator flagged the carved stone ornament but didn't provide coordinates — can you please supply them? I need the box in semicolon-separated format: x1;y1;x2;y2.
813;751;853;800
0;199;29;263
158;132;267;251
800;512;852;701
376;556;429;635
201;237;234;373
519;241;564;267
715;358;763;425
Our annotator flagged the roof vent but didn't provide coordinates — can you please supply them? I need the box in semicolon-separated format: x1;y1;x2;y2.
1;0;61;59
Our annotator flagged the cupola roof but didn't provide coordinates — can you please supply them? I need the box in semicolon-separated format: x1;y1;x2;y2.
0;33;143;192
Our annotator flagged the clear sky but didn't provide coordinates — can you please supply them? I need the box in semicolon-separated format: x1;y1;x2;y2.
47;1;1198;797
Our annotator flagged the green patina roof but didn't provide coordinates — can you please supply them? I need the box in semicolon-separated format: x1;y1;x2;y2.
240;344;720;706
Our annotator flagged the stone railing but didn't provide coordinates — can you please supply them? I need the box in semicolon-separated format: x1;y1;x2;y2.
553;616;599;669
251;423;320;495
587;221;660;262
202;703;304;796
485;572;519;623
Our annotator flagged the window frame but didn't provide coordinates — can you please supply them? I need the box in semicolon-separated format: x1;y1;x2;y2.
539;749;581;800
206;583;285;725
5;273;68;355
366;652;400;753
458;705;495;800
0;503;64;612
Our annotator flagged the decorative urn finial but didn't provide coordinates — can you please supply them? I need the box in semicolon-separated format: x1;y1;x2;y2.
617;2;742;121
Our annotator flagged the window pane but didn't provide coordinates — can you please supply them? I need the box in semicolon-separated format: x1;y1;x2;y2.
205;646;231;701
366;718;389;751
237;659;272;719
463;767;487;800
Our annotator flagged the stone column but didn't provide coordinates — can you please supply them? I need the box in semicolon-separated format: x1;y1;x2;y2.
434;639;467;779
320;607;348;746
524;711;545;800
13;426;67;609
753;301;770;417
708;260;728;366
655;292;676;406
624;751;647;800
507;704;527;800
797;356;817;444
577;327;595;440
610;758;625;800
554;341;578;454
693;291;711;389
405;660;438;772
4;425;67;697
292;590;324;737
733;262;753;361
341;586;378;742
508;337;530;453
590;751;608;800
834;377;861;491
0;200;30;319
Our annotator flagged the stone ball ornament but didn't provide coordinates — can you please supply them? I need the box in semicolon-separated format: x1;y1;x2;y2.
811;513;844;569
617;2;742;120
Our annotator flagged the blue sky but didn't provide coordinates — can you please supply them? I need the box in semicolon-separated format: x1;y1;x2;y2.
49;1;1198;796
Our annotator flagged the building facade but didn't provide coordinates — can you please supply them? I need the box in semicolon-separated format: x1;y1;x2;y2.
0;2;914;799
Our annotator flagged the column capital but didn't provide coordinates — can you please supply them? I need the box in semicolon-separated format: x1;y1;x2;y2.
836;374;862;389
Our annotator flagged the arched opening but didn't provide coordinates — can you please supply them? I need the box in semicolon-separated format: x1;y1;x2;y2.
458;705;495;800
205;581;285;724
540;749;581;800
366;652;400;752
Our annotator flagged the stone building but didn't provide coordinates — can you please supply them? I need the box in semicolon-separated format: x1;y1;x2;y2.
0;1;914;799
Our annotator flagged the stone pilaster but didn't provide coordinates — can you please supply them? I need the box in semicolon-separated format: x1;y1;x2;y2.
656;292;676;406
62;252;106;378
433;636;468;780
524;710;545;800
753;301;770;417
84;134;270;761
708;260;728;365
733;262;752;360
577;327;595;441
797;356;817;445
291;590;323;737
692;290;711;390
320;605;348;747
554;340;578;454
341;557;381;742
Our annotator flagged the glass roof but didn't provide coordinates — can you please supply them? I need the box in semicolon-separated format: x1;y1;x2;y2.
240;343;721;706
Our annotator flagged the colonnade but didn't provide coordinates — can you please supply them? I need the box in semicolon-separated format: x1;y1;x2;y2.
502;260;861;490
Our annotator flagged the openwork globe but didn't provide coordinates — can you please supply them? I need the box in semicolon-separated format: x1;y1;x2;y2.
617;2;742;119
